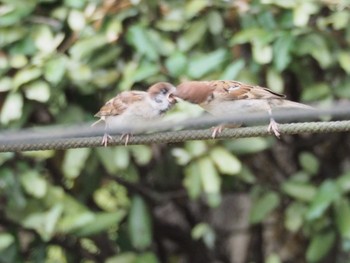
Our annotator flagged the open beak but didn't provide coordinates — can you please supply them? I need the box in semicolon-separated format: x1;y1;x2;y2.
167;93;177;104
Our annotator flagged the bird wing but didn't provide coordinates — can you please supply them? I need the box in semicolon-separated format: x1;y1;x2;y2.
211;80;286;100
94;91;146;117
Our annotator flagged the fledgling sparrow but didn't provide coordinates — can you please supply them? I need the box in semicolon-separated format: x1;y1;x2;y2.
93;82;177;146
174;80;313;138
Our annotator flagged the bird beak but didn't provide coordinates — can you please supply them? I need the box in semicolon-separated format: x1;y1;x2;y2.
167;93;177;104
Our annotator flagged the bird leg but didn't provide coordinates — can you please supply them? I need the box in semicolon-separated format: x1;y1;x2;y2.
211;125;224;139
267;109;281;138
120;133;132;146
102;133;113;147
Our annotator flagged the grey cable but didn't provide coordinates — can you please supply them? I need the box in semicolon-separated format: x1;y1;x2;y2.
1;121;350;152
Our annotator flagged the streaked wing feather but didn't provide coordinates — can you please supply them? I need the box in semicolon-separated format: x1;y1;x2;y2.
211;80;286;100
95;91;146;117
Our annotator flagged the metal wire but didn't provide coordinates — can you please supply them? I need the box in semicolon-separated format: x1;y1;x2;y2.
1;121;350;152
1;103;350;152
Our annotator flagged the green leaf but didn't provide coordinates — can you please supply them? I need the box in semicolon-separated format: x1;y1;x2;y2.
336;172;350;193
250;191;280;224
130;145;152;166
306;180;341;220
0;77;12;92
73;211;126;237
306;231;335;263
185;0;208;19
62;148;91;179
282;181;316;202
198;157;221;194
185;141;208;157
301;83;331;102
0;3;35;26
23;80;50;102
252;43;273;64
0;233;14;251
106;253;137;263
209;147;242;175
295;34;332;68
135;252;160;263
13;67;41;89
207;11;224;35
178;20;207;52
44;55;66;84
33;25;64;54
128;195;152;250
20;170;47;198
299;152;320;175
293;2;319;27
231;28;270;45
191;223;216;249
285;202;306;232
0;92;23;124
165;51;188;77
338;51;350;74
23;204;63;241
265;253;281;263
69;35;108;60
266;68;284;93
68;10;86;31
184;162;202;199
219;59;245;80
132;61;160;83
187;49;228;78
126;25;159;61
225;138;271;155
334;198;350;239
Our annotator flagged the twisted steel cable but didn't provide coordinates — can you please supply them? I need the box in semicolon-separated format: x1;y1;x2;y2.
1;120;350;152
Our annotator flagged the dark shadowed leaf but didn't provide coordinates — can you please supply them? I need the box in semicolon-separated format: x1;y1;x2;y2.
306;231;335;263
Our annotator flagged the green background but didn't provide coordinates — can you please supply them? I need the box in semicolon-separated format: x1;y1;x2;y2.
1;0;350;262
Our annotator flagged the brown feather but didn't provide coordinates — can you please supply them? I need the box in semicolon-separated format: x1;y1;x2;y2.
175;81;215;104
94;91;145;117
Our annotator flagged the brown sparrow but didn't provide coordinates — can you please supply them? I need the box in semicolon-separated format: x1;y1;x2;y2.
93;82;177;146
174;80;313;138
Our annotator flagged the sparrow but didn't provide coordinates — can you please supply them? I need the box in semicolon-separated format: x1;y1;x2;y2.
93;82;177;146
173;80;313;138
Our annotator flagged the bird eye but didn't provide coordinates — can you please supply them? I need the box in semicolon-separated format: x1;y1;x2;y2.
161;88;168;94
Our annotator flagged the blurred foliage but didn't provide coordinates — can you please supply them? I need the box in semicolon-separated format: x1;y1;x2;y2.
1;0;350;262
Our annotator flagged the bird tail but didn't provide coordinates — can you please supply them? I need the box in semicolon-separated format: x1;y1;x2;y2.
91;116;105;127
272;100;314;110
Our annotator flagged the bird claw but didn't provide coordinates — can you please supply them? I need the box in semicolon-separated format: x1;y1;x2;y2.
268;119;281;138
102;133;113;147
120;134;131;146
211;125;224;139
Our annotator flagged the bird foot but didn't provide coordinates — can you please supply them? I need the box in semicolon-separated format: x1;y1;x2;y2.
211;125;224;139
120;133;132;146
267;119;281;138
102;133;113;147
